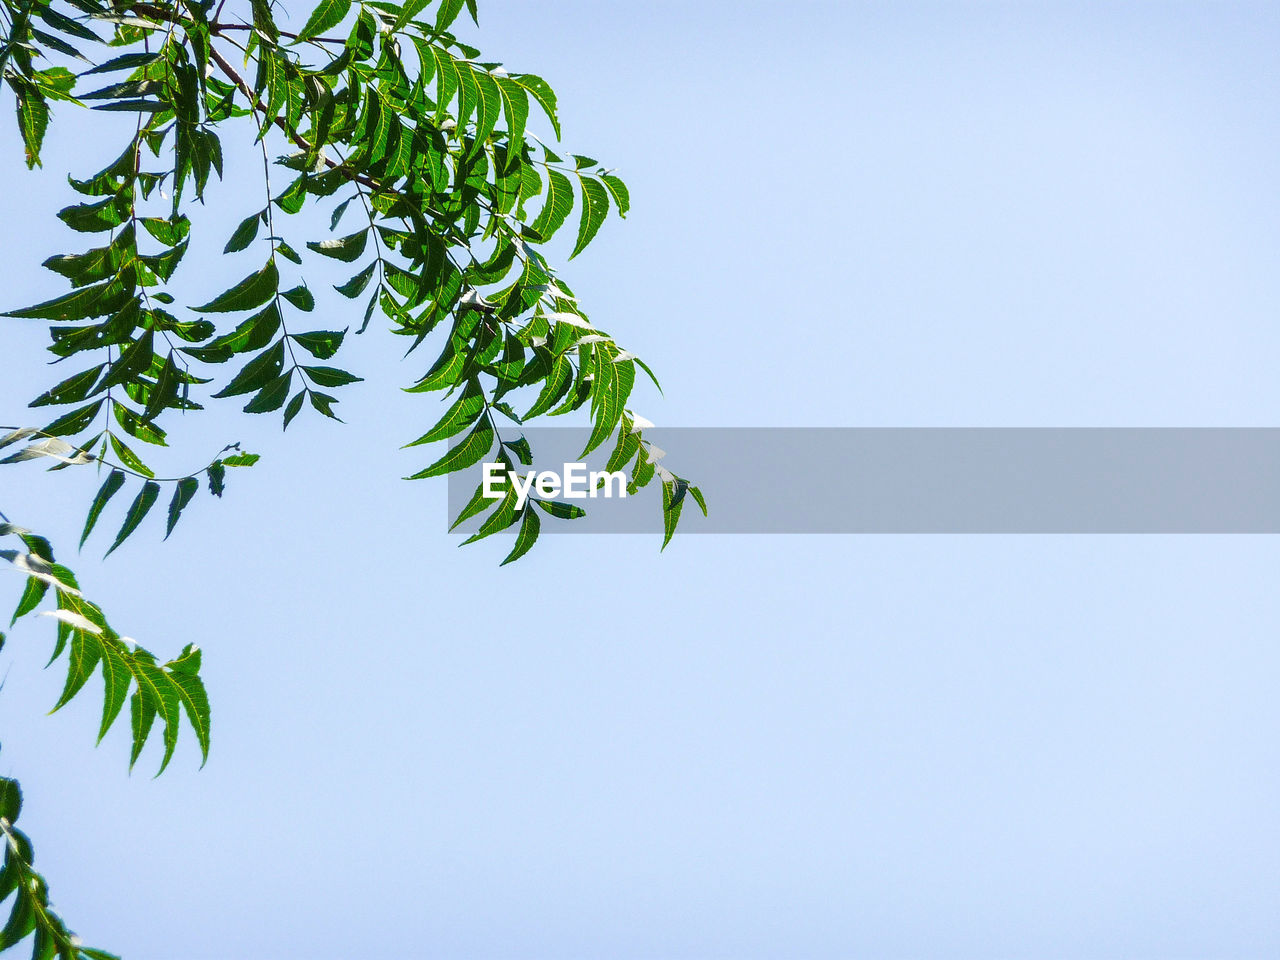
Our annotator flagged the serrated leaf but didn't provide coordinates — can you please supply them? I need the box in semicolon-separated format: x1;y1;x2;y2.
191;262;279;312
106;481;160;556
570;175;611;259
307;229;368;262
334;261;375;298
165;477;199;539
295;0;350;41
243;371;293;413
223;212;261;253
527;168;572;242
500;507;540;565
81;469;125;547
601;174;630;216
281;285;315;311
292;329;345;359
404;379;483;447
407;417;494;480
29;364;104;407
109;433;152;477
511;73;559;138
302;365;362;387
533;499;586;520
213;341;285;397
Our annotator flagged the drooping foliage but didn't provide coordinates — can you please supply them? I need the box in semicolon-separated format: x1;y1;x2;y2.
2;0;702;564
1;1;705;952
0;518;209;958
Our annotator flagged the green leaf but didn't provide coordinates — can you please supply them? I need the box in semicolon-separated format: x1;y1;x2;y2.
81;469;126;547
334;261;375;298
58;197;127;233
527;168;572;242
661;478;687;550
29;364;104;407
523;355;571;420
511;73;560;138
302;365;362;387
500;507;540;565
14;83;49;169
42;399;104;437
10;576;48;628
283;390;305;428
404;379;483;447
496;77;528;161
97;330;155;392
243;372;293;413
689;485;708;517
295;0;350;42
308;228;368;262
106;481;160;556
214;341;285;398
601;174;630;216
5;280;123;321
281;285;315;312
570;175;611;259
292;329;346;359
109;434;153;478
534;499;586;520
165;648;211;764
81;52;161;76
165;477;199;539
407;417;494;480
224;212;261;253
207;462;226;497
192;262;279;312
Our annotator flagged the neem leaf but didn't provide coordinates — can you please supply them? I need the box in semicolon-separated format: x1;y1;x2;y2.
281;285;315;312
191;261;279;312
500;507;540;565
292;329;346;359
570;175;611;259
106;481;160;556
165;477;199;539
407;417;494;480
81;469;125;547
223;212;261;253
306;229;368;262
295;0;351;42
301;366;362;387
403;379;484;447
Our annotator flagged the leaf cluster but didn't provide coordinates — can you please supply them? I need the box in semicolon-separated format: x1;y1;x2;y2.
3;0;702;561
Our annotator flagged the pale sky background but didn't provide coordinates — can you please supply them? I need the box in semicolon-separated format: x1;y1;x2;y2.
2;1;1279;957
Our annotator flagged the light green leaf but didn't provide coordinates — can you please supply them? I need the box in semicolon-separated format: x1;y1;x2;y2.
295;0;350;41
570;175;611;259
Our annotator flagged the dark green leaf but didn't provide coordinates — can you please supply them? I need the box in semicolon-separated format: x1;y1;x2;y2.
307;229;368;262
191;262;279;313
292;329;345;359
106;481;160;556
82;470;125;547
165;477;199;538
223;212;261;253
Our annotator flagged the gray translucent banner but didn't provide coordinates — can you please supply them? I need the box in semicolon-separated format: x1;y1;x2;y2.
446;428;1280;534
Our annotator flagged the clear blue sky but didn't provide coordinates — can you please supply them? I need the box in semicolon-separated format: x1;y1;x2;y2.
3;2;1279;957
